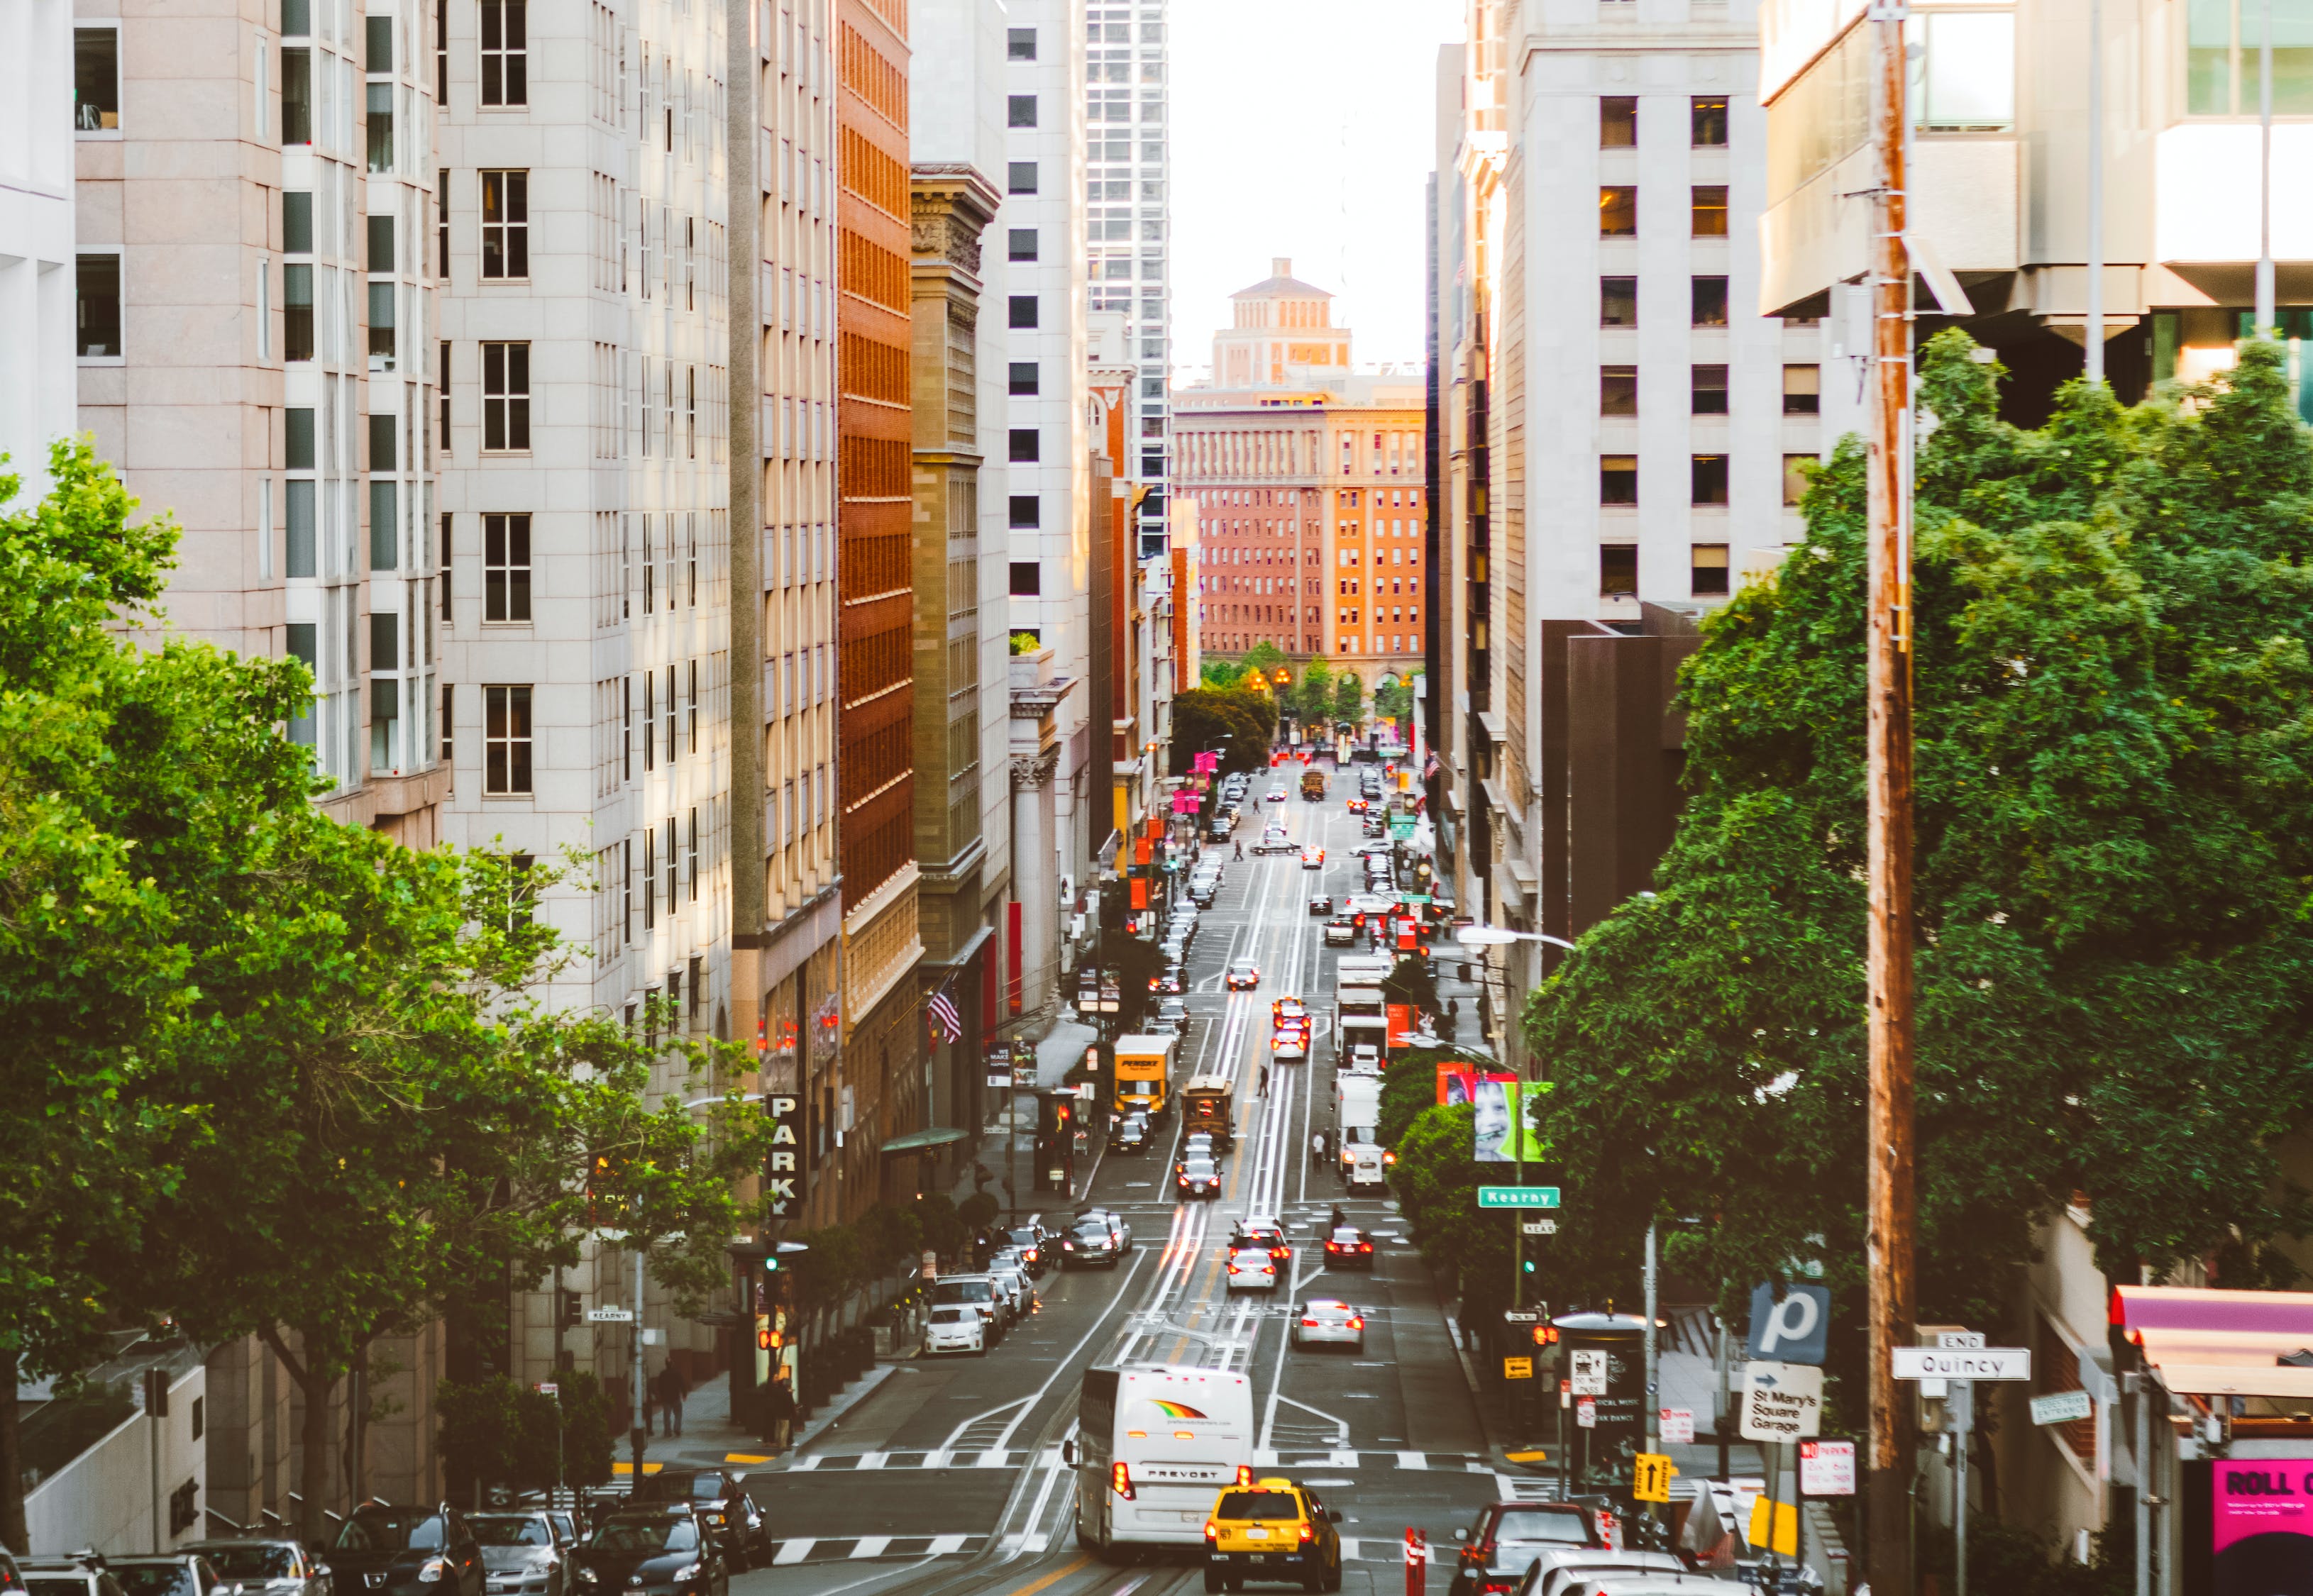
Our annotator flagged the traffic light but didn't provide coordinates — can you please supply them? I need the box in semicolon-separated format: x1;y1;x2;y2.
1522;1258;1537;1274
559;1291;583;1331
756;1326;784;1351
1530;1324;1559;1346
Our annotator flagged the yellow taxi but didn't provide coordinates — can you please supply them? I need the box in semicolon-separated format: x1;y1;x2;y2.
1201;1475;1342;1592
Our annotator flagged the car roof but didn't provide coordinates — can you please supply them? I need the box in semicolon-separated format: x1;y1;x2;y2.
1302;1298;1354;1311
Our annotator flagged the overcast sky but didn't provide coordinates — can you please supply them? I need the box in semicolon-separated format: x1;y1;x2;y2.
1169;0;1467;382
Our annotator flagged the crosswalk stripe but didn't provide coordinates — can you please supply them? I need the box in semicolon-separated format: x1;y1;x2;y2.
851;1537;890;1558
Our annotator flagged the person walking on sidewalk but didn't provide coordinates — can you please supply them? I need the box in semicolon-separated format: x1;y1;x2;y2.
655;1364;688;1437
764;1375;795;1453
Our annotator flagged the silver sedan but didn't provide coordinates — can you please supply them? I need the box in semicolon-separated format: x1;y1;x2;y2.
1290;1299;1367;1351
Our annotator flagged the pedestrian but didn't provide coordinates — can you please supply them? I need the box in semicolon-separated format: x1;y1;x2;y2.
1259;1065;1270;1097
1234;839;1244;860
659;1365;688;1436
1330;1204;1346;1233
1310;1130;1326;1166
764;1375;796;1453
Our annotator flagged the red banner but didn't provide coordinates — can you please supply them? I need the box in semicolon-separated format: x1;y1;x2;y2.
1386;1004;1414;1048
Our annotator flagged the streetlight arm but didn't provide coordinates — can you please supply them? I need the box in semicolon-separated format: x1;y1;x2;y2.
1454;925;1579;953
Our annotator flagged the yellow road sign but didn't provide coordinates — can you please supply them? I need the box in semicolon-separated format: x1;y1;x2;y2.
1502;1356;1535;1380
1633;1452;1677;1503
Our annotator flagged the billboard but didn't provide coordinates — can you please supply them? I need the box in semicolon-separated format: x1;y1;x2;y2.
1437;1063;1514;1106
2216;1460;2313;1592
1474;1077;1551;1163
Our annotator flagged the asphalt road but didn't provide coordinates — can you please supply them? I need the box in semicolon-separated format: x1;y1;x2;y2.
739;782;1515;1596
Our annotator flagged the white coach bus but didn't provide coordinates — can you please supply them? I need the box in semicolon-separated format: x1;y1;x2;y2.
1066;1363;1256;1556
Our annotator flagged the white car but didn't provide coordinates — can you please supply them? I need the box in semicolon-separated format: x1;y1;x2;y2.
1265;787;1286;804
1224;1243;1281;1292
1345;893;1396;916
988;1260;1035;1321
1271;1027;1307;1060
923;1304;987;1356
1290;1299;1366;1351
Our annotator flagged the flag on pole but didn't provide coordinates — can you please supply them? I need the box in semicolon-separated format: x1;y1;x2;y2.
927;980;963;1045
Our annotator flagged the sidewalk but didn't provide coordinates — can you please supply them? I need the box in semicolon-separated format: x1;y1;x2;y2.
637;1356;904;1471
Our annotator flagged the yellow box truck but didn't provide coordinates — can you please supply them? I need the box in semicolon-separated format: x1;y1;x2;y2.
1113;1033;1178;1119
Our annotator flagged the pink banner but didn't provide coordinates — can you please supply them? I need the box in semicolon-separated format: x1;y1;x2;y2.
2214;1459;2313;1591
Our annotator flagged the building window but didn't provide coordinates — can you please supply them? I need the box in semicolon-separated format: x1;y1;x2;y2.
365;13;392;71
1007;160;1038;194
437;172;451;279
1784;364;1821;414
76;255;121;358
1010;361;1039;395
485;686;532;794
440;342;451;443
74;28;121;131
480;0;528;106
1600;95;1636;148
1691;364;1730;416
1009;494;1041;529
482;342;531;451
1010;561;1042;597
1599;185;1637;236
1601;365;1638;416
481;171;529;279
1921;11;2019;125
1601;276;1638;326
1692;543;1731;597
1601;545;1638;597
368;280;397;367
1691;185;1729;238
1008;26;1037;58
1009;228;1039;262
282;45;311;144
1691;454;1730;506
366;214;395;273
1691;95;1728;146
283;0;310;34
1784;454;1813;506
1009;294;1039;328
1691;276;1729;327
366;82;394;172
285;191;313;253
484;513;532;622
1601;455;1638;506
1008;94;1038;127
1010;428;1040;463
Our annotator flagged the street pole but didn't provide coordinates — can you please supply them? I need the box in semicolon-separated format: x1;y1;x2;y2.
1714;1313;1730;1483
2258;0;2276;337
2131;1373;2152;1596
1865;1;1920;1592
2085;0;2104;384
630;1246;648;1479
1952;1379;1974;1596
1643;1221;1660;1537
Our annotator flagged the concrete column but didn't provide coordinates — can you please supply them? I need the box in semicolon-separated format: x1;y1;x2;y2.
1011;749;1060;1013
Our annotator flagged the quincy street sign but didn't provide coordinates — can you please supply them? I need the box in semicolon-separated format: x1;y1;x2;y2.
1477;1187;1562;1209
1892;1346;2032;1382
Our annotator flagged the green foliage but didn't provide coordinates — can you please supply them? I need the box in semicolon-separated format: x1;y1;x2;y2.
958;1191;1000;1231
855;1202;924;1278
437;1370;615;1499
1010;631;1041;655
1200;658;1247;689
1917;1518;2130;1596
1390;1105;1514;1323
1241;641;1287;680
1334;672;1367;723
1294;658;1335;724
915;1192;968;1260
1171;689;1274;775
1523;334;2313;1388
1371;670;1413;726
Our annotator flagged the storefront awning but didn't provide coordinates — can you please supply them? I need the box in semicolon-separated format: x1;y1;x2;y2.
2112;1285;2313;1397
879;1126;969;1155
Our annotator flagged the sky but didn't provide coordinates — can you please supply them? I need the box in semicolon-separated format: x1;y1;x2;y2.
1169;0;1467;382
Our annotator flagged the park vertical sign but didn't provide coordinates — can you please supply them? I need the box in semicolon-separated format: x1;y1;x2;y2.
764;1093;805;1218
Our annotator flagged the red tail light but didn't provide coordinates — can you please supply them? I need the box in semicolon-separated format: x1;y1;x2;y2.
1235;1465;1254;1487
1298;1522;1315;1543
1203;1522;1219;1542
1301;1317;1319;1326
1111;1463;1135;1500
1349;1317;1364;1329
1359;1243;1373;1253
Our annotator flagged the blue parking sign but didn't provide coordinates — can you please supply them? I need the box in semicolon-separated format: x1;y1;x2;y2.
1747;1280;1831;1366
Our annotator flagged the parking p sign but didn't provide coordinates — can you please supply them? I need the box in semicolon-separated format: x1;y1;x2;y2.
1747;1280;1831;1367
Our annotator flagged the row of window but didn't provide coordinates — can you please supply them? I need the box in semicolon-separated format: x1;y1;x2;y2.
1599;94;1728;150
1599;185;1728;238
1599;363;1821;416
1601;543;1735;599
1600;275;1812;328
1599;454;1814;507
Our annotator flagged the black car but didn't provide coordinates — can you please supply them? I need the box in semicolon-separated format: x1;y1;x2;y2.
1149;966;1186;996
1003;1221;1054;1274
571;1511;727;1596
1323;1226;1377;1270
627;1471;770;1570
462;1514;567;1596
330;1507;485;1596
1108;1112;1154;1153
1308;894;1334;915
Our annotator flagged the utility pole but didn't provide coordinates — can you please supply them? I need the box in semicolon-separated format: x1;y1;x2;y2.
2085;0;2104;384
1643;1221;1661;1540
631;1246;648;1479
1865;1;1919;1593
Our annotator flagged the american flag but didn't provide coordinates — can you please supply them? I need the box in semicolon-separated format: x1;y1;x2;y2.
927;980;963;1045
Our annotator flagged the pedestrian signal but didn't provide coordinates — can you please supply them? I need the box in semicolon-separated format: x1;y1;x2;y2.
756;1326;783;1351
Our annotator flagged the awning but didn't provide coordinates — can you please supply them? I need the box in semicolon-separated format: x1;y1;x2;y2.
2111;1285;2313;1397
879;1126;969;1155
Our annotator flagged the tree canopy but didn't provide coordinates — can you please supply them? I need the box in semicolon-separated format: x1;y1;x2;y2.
1521;336;2313;1393
1171;687;1276;775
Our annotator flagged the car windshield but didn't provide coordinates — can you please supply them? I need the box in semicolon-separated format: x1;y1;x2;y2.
931;1306;973;1324
336;1510;446;1553
28;1580;96;1596
468;1519;553;1548
1494;1508;1594;1547
934;1279;993;1302
192;1548;301;1580
1215;1492;1301;1520
1330;1229;1365;1244
109;1571;194;1596
587;1520;697;1555
1183;1159;1216;1177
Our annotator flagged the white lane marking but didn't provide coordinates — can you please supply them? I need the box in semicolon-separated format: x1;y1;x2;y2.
1397;1450;1428;1470
985;1241;1154;1452
926;1535;966;1554
771;1541;811;1565
850;1537;890;1559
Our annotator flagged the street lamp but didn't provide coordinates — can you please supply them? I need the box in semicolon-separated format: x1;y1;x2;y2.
1454;924;1578;953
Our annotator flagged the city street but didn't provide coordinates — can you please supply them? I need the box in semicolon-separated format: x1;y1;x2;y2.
730;786;1506;1595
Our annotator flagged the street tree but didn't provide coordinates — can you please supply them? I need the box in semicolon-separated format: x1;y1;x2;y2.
1171;689;1274;775
1523;335;2313;1389
1294;657;1335;726
1240;641;1287;684
1332;672;1365;724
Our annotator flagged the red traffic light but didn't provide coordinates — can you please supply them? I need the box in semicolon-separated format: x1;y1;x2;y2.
757;1327;783;1351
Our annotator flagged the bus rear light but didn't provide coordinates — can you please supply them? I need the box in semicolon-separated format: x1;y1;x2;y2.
1111;1463;1135;1500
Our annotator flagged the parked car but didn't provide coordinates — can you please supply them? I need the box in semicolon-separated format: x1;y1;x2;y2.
924;1303;987;1356
1150;965;1186;996
19;1555;128;1596
460;1514;569;1596
1003;1221;1054;1274
1445;1504;1608;1596
180;1543;331;1596
929;1274;1005;1341
329;1507;485;1596
571;1511;726;1596
1156;996;1191;1032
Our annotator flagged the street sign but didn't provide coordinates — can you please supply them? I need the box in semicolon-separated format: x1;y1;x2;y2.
2030;1390;2093;1426
1799;1439;1856;1496
1738;1361;1824;1442
1633;1453;1676;1504
586;1307;634;1324
1939;1331;1987;1349
1747;1281;1831;1366
1503;1357;1535;1380
1522;1219;1558;1236
1576;1398;1597;1429
1569;1349;1609;1396
534;1382;558;1397
1659;1407;1695;1445
1892;1346;2031;1382
1501;1309;1543;1324
1476;1187;1562;1209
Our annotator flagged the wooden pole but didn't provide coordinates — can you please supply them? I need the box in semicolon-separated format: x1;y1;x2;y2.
1865;3;1919;1593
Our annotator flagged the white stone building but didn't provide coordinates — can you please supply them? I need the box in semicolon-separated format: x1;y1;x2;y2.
0;0;76;500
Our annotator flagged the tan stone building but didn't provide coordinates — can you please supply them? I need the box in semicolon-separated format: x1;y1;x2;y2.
1174;261;1427;692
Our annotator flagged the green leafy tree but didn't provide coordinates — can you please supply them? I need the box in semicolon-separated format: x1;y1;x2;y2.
1200;658;1247;689
1523;334;2313;1394
1171;689;1273;776
1293;658;1335;725
1390;1105;1518;1324
1332;672;1365;724
1240;641;1286;682
1373;669;1417;727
